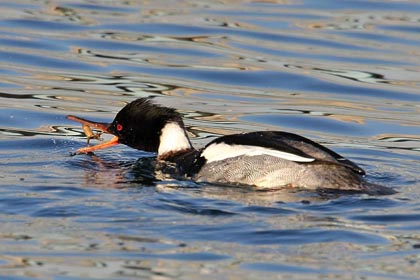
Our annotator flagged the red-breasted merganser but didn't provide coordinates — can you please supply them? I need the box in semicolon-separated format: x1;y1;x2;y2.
67;98;395;195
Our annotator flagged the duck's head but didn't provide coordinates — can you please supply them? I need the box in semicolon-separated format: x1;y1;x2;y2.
67;98;192;158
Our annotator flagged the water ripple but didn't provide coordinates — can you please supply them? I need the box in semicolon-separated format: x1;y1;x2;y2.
0;0;419;279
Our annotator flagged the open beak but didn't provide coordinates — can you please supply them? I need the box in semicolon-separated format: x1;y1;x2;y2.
67;115;112;133
74;135;120;154
67;115;119;154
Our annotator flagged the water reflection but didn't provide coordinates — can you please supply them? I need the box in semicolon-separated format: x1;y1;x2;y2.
1;0;420;279
0;126;81;138
376;134;420;153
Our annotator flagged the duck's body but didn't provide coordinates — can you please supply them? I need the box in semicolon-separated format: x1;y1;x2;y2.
67;98;395;195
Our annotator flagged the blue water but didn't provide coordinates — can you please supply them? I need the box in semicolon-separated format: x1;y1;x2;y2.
0;0;419;279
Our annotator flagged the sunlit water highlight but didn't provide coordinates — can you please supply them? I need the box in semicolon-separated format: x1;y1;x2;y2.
0;0;419;279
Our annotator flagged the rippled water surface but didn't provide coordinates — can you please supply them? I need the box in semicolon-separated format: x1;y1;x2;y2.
1;0;419;279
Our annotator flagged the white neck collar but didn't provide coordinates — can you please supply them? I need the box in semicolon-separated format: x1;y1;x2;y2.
158;122;192;158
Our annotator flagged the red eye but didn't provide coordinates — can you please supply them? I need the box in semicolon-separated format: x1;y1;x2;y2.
116;124;123;131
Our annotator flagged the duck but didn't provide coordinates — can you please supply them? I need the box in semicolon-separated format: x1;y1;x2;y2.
67;98;395;195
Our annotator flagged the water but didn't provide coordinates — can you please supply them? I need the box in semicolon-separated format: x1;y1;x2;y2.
0;0;419;279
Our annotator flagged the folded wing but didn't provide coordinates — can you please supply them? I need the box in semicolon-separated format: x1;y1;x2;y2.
201;131;365;175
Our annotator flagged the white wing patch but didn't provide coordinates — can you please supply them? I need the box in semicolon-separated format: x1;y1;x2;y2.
201;142;315;163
